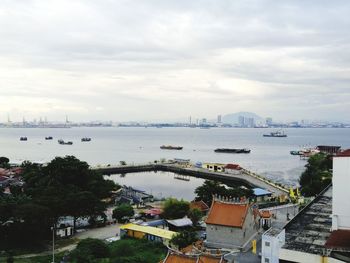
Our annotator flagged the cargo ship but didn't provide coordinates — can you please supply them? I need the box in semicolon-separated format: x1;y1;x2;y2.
214;148;251;154
263;131;287;137
160;145;183;150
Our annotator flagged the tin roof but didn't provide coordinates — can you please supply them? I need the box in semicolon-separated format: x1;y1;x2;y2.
120;223;176;240
167;218;193;227
253;188;272;196
205;200;249;228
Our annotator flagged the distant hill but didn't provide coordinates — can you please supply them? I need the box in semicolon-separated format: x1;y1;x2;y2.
222;112;264;124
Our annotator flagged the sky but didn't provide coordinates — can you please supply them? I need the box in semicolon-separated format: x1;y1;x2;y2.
0;0;349;122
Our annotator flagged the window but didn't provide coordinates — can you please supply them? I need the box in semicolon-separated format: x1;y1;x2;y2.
265;241;270;247
264;258;270;263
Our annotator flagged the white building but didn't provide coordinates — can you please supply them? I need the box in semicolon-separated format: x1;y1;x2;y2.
261;228;285;263
332;150;350;230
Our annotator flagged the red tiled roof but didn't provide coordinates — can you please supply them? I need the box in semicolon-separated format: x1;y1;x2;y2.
260;210;271;219
336;149;350;157
162;252;226;263
325;230;350;251
190;201;209;212
224;164;242;170
205;200;249;228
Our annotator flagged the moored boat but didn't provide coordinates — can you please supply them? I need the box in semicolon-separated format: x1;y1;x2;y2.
214;148;251;154
45;136;53;140
20;137;27;141
263;131;287;137
58;139;73;145
160;145;183;150
81;137;91;142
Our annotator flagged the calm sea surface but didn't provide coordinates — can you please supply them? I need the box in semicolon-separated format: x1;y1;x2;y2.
1;127;349;200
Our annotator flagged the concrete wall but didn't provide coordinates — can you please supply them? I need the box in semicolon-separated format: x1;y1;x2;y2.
206;208;257;249
261;229;285;263
333;156;350;230
279;248;344;263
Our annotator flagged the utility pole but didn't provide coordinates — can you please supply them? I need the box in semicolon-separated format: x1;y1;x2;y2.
51;225;55;263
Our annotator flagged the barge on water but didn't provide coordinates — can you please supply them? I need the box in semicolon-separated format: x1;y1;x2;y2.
160;145;183;150
263;131;287;137
214;148;251;154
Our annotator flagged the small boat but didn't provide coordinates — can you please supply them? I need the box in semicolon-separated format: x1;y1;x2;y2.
20;137;27;141
160;145;183;150
81;137;91;142
214;148;251;154
290;150;302;155
263;131;287;137
58;139;73;145
45;136;53;140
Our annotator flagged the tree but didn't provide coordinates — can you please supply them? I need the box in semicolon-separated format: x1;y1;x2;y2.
187;208;202;226
299;153;332;196
161;198;189;219
113;204;134;222
195;180;253;206
170;230;197;249
75;238;110;259
0;157;10;168
22;156;116;230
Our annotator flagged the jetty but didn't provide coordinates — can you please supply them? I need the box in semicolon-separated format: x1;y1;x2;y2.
92;163;289;196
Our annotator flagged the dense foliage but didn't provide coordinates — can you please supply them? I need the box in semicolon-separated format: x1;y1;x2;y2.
161;198;190;219
71;238;167;263
187;208;202;226
299;153;332;197
170;230;197;249
0;156;116;250
112;204;134;222
194;180;254;205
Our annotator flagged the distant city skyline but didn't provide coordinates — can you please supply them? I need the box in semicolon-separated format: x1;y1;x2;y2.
0;1;349;122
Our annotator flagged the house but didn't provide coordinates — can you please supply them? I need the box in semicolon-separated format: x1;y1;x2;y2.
120;223;176;246
252;188;272;202
166;217;193;231
202;163;226;172
190;200;210;214
56;225;74;238
261;228;285;263
224;164;242;175
205;199;259;250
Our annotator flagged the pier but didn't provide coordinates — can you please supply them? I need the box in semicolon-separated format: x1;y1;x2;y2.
92;163;289;196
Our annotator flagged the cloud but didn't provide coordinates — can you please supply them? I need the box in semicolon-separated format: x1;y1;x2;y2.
0;0;349;121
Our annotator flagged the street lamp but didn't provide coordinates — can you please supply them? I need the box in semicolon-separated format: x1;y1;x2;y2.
51;225;55;263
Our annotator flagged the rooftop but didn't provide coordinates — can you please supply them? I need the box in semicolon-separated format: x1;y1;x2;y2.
162;250;227;263
252;188;272;196
190;200;210;212
282;185;332;256
167;218;193;228
120;223;176;240
325;230;350;252
335;149;350;157
205;200;249;228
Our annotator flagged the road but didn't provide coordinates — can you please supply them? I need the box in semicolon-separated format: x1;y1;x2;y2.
11;223;121;259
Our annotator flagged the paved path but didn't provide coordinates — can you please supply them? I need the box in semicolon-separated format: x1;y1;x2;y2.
11;224;121;259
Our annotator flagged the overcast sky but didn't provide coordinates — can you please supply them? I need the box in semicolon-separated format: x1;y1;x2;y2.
0;0;349;122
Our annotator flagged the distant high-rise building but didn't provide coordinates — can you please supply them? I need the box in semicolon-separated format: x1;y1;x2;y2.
217;115;222;123
246;117;255;127
201;118;207;124
238;116;245;127
266;117;273;126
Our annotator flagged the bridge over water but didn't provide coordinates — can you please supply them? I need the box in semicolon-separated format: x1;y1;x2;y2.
91;163;289;196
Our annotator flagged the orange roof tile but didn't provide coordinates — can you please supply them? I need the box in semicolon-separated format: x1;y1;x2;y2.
190;201;209;212
336;149;350;157
205;200;249;228
163;253;226;263
260;210;271;218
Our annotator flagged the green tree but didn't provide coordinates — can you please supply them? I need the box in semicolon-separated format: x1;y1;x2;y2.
112;204;134;222
195;180;253;206
75;238;110;259
187;208;202;226
22;156;116;230
299;153;332;197
0;157;10;168
161;198;189;219
170;230;197;249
